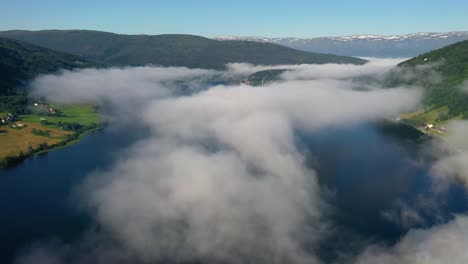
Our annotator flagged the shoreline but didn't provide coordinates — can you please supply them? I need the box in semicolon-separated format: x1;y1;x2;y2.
0;124;104;169
0;119;452;169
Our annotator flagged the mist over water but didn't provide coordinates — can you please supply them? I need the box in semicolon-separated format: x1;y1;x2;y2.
298;123;468;262
3;122;466;264
1;60;468;263
0;127;147;263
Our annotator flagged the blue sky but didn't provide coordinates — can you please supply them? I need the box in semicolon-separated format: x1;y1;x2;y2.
1;0;467;37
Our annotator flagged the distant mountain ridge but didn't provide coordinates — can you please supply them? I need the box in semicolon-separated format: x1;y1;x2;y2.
215;32;468;57
0;30;366;70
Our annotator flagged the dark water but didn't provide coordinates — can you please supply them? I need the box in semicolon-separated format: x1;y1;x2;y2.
299;123;468;261
0;127;145;263
1;122;467;263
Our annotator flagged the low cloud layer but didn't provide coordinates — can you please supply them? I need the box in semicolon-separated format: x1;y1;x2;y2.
19;60;427;263
30;66;216;105
355;215;468;264
226;59;404;80
461;80;468;94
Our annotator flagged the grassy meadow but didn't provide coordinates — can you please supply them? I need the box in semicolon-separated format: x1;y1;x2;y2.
0;104;100;165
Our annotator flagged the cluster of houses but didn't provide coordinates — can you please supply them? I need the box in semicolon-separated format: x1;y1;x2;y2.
422;123;447;134
422;123;433;130
0;113;24;128
33;102;57;114
1;113;16;124
11;122;25;128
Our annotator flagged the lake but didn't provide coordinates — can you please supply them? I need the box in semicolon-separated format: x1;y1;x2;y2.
1;122;467;263
0;127;146;263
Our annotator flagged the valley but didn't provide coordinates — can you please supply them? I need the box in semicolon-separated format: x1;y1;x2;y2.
0;18;468;264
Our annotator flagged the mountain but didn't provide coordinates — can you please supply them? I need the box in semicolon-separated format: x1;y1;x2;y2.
0;37;98;112
215;32;468;58
397;40;468;119
0;30;366;69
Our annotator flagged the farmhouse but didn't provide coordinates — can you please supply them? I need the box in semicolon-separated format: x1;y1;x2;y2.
1;113;17;124
422;123;433;130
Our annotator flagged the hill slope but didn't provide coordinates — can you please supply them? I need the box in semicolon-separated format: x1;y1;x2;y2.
398;40;468;119
216;32;468;58
0;30;366;69
242;69;287;86
0;37;98;112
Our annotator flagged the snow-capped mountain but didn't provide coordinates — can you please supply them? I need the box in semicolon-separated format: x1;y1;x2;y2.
215;32;468;57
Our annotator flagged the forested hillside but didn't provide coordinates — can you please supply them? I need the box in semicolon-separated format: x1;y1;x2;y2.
0;30;367;69
0;37;98;112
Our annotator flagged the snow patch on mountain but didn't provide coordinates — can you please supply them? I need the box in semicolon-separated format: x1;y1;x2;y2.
214;32;468;57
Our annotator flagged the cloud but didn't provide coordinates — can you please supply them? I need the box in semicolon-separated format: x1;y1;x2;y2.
84;81;418;263
280;59;405;80
225;58;403;80
354;215;468;264
147;81;421;139
29;66;217;124
30;66;216;105
430;121;468;188
460;80;468;94
355;121;468;264
381;200;427;229
385;61;444;87
18;60;423;263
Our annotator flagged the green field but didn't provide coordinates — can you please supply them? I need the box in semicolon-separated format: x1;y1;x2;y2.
0;104;101;167
402;106;464;126
402;106;449;125
400;106;465;136
21;104;100;126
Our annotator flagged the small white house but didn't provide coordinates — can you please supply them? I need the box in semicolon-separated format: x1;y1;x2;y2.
422;123;434;130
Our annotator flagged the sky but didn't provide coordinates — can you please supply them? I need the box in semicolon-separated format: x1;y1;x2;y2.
1;0;468;38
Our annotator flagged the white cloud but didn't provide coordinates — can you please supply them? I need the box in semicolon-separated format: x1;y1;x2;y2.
461;80;468;94
355;215;468;264
430;121;468;189
30;66;216;105
19;60;424;263
225;58;403;80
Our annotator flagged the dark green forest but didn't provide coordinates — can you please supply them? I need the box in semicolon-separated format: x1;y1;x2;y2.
243;69;287;86
397;40;468;118
0;30;366;69
0;30;367;114
0;37;98;112
4;30;468;121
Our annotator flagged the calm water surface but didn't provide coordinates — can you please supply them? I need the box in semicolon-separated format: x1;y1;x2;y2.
0;127;145;262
